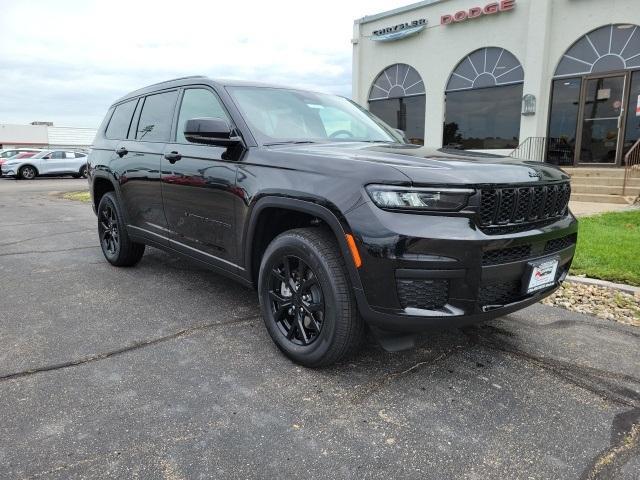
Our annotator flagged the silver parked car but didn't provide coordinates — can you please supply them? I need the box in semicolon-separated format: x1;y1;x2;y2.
1;149;88;179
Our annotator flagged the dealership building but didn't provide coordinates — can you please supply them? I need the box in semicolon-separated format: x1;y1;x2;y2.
352;0;640;169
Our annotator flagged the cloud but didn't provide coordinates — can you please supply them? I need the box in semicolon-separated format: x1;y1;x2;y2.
0;0;395;127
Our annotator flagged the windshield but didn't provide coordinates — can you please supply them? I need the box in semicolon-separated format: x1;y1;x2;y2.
31;151;52;159
227;86;402;145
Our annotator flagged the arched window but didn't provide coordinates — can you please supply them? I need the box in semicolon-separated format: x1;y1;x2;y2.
548;24;640;166
443;47;524;150
554;24;640;77
368;64;425;145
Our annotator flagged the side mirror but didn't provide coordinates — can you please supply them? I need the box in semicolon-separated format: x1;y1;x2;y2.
394;128;409;143
184;117;243;147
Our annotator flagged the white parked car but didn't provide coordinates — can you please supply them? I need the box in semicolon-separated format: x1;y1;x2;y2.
1;149;88;180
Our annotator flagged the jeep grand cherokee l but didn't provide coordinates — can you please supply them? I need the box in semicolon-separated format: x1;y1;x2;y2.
87;76;577;367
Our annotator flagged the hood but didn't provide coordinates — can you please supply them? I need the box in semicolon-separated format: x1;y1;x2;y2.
268;142;569;185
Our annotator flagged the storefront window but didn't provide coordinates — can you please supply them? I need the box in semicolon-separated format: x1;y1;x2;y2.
624;70;640;154
368;64;425;145
549;24;640;165
547;78;582;165
443;47;524;150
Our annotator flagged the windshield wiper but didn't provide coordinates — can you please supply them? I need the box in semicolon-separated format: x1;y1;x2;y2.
263;140;320;146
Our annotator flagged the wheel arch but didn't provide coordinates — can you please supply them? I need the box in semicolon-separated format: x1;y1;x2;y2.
19;164;39;176
91;172;120;216
244;196;364;291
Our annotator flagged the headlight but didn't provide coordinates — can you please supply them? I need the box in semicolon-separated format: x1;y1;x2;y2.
366;185;474;211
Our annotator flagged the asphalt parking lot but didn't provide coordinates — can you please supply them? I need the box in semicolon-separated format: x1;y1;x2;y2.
0;177;638;479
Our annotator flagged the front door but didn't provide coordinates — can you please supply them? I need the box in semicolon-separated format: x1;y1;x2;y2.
576;74;627;165
161;87;240;268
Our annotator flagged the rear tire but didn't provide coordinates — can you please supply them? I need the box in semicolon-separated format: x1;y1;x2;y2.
258;227;364;367
18;165;37;180
97;192;145;267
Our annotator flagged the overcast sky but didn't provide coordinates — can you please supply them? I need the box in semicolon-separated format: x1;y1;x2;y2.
0;0;398;128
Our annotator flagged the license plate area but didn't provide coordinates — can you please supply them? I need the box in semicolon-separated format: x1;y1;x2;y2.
523;256;559;294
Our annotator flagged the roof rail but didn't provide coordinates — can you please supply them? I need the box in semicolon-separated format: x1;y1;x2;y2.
143;75;207;89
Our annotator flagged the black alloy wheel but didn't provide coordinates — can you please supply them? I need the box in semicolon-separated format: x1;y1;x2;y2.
96;192;145;267
258;228;364;367
268;255;325;346
99;203;120;257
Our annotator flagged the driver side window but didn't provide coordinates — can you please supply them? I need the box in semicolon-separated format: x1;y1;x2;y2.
176;88;230;144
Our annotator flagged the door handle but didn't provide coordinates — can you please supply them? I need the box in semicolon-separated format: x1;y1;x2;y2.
115;146;128;157
164;151;182;164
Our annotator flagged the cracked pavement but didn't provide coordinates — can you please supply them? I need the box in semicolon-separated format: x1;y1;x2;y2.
0;177;638;479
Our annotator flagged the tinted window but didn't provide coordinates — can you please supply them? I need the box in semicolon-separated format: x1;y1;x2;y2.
369;96;425;145
443;84;522;150
136;91;178;142
74;152;86;158
547;77;581;165
624;70;640;154
106;100;136;140
51;151;65;159
176;89;229;143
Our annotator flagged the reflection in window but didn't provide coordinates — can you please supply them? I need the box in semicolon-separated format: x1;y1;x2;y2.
624;70;640;154
547;77;581;165
443;48;524;150
443;84;522;150
136;91;178;142
176;89;229;143
106;100;136;140
367;64;425;145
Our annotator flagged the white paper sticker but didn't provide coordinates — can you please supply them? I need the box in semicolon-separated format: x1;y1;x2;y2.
597;88;611;100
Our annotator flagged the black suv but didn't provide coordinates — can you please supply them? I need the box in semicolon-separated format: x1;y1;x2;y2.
88;76;577;366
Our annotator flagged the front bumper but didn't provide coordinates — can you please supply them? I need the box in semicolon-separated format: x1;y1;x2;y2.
346;201;577;332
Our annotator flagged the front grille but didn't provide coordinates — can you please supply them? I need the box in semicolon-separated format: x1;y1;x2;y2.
396;278;448;310
482;244;532;266
544;233;577;254
479;183;571;233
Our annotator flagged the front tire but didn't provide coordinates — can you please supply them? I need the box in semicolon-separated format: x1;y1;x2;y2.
258;228;364;367
97;192;145;266
18;165;37;180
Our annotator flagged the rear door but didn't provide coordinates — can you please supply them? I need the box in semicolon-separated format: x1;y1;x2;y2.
161;86;240;267
115;90;178;240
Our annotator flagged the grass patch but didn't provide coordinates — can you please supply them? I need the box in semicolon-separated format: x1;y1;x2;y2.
571;210;640;286
62;190;91;203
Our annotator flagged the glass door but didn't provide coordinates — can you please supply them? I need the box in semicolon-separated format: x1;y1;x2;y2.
577;75;627;164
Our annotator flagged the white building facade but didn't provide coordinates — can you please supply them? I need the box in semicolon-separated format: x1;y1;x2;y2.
352;0;640;166
0;123;96;150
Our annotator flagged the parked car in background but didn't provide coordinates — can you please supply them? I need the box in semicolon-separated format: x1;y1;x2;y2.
1;149;88;179
0;148;41;160
0;152;38;168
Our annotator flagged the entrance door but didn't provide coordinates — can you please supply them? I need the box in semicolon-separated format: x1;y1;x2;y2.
576;74;627;165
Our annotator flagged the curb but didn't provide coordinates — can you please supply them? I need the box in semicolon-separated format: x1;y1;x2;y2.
566;275;640;296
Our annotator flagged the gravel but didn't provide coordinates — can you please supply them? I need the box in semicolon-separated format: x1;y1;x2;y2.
543;281;640;327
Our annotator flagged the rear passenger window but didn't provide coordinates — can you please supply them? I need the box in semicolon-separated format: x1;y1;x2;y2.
106;100;136;140
136;91;178;142
176;88;230;143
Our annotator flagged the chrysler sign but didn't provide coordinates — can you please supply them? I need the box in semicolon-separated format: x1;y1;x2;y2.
372;19;427;42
